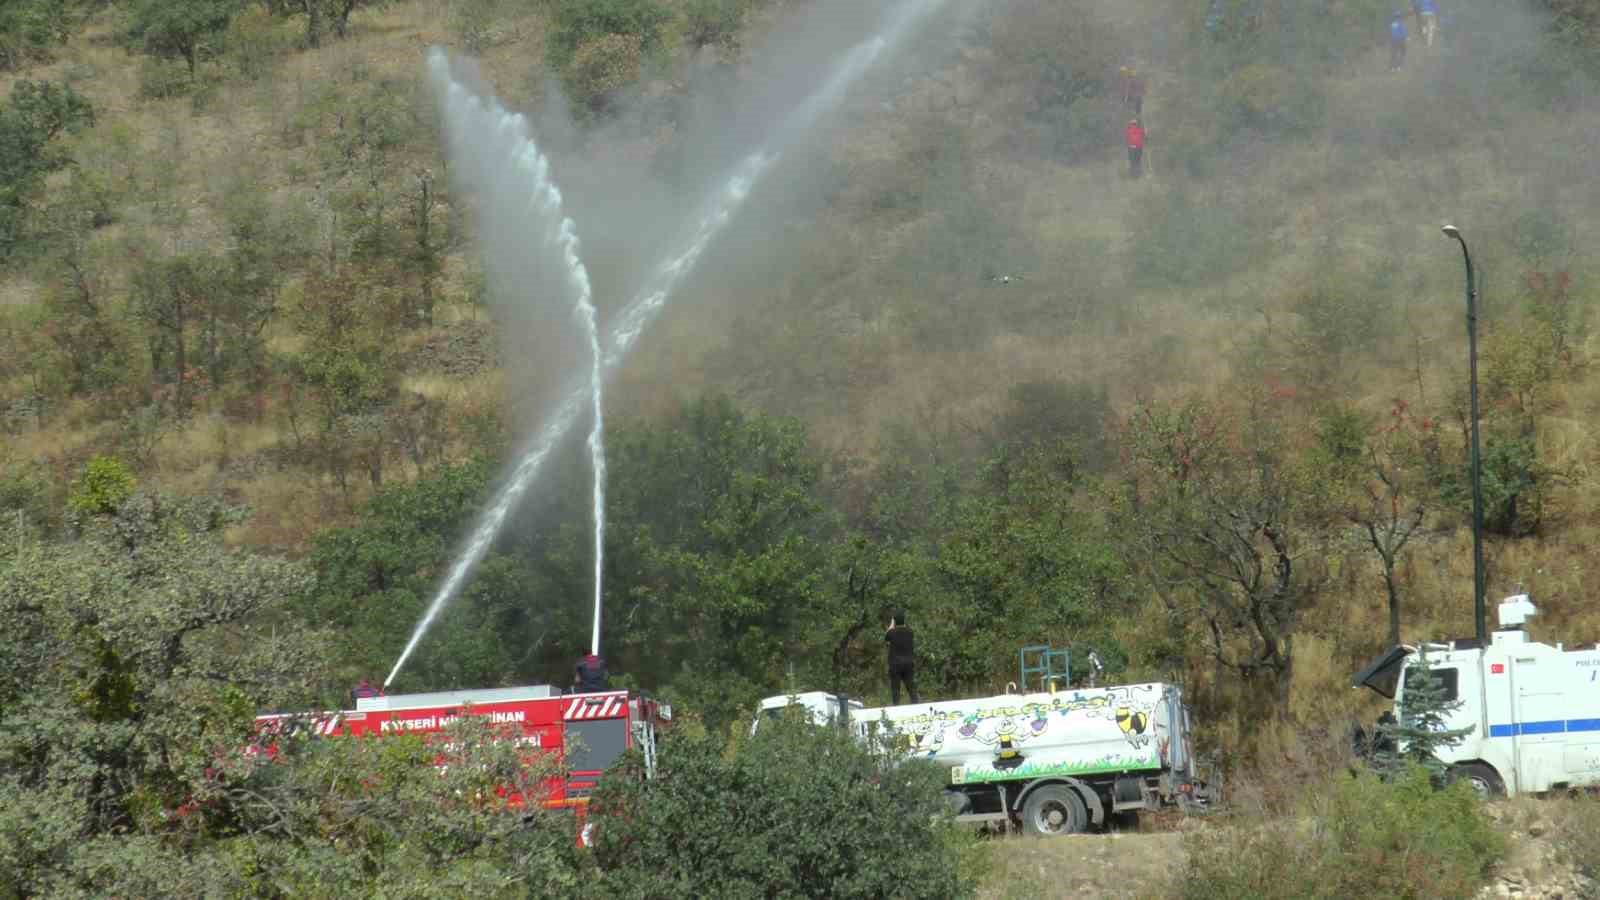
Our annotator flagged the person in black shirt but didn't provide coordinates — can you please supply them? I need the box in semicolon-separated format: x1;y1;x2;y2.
884;611;920;705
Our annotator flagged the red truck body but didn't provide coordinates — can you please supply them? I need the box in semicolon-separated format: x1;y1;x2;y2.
253;684;669;812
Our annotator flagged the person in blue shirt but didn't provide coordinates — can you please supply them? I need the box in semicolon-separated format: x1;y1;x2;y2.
1389;12;1408;71
1416;0;1438;48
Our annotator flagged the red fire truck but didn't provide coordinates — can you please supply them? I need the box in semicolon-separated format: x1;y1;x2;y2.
254;684;670;815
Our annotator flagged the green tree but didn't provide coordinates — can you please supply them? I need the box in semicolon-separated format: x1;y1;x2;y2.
302;457;518;689
1321;401;1433;647
0;0;77;71
921;442;1129;696
683;0;746;52
270;0;393;47
129;254;218;414
281;267;406;498
1117;393;1329;727
34;204;130;394
67;454;135;517
1374;649;1474;783
599;395;834;725
0;492;329;894
590;718;973;899
564;31;644;115
126;0;242;78
0;79;93;258
547;0;669;70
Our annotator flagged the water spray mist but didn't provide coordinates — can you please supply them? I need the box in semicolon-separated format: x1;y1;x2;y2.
387;0;950;688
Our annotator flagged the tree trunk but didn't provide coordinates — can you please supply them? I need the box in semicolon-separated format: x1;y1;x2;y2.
173;298;189;415
304;0;323;48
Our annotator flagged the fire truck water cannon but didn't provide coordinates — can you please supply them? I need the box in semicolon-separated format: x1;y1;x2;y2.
253;684;670;832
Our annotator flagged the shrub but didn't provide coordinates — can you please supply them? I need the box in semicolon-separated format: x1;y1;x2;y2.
138;56;192;98
589;717;975;899
547;0;669;70
1554;793;1600;887
67;455;135;518
0;0;75;71
1128;187;1259;288
1175;766;1504;899
449;0;506;53
223;6;293;81
683;0;744;51
1217;63;1326;138
563;32;644;115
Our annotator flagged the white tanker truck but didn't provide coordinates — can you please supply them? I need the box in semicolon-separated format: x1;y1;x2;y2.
757;656;1217;836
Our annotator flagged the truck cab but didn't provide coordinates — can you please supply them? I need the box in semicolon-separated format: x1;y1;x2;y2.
1354;594;1600;797
752;691;863;733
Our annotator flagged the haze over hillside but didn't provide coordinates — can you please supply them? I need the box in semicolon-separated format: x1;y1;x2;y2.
8;0;1600;895
2;0;1600;769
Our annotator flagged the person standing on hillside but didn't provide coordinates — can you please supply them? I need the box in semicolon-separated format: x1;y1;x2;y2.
1120;64;1146;117
1416;0;1438;48
1125;118;1145;179
1389;12;1408;71
885;611;919;705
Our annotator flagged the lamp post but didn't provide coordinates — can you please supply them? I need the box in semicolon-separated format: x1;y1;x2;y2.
1442;224;1486;645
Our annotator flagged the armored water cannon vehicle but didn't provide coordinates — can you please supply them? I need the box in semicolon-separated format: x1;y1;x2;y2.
755;647;1217;835
1354;593;1600;798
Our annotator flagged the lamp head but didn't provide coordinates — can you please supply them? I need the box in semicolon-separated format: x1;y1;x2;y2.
1441;224;1461;239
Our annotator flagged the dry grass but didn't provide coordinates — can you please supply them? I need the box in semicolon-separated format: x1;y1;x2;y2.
977;830;1183;900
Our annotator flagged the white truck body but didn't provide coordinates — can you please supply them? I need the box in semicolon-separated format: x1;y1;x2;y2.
1355;594;1600;797
854;682;1190;789
758;681;1212;834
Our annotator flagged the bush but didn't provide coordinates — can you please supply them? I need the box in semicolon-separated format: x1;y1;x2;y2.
589;717;975;899
449;0;506;53
223;5;293;81
1554;793;1600;887
1128;187;1260;288
67;455;135;518
683;0;744;51
547;0;669;69
563;32;644;115
1175;766;1504;899
138;56;192;98
0;0;75;71
1217;63;1325;138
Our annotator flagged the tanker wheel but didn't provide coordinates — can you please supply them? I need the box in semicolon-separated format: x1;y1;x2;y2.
1020;785;1089;837
1447;763;1506;800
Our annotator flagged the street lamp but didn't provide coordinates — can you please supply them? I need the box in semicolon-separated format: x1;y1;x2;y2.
1442;224;1487;645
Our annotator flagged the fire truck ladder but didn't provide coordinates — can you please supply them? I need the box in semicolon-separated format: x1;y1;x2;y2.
1018;645;1071;693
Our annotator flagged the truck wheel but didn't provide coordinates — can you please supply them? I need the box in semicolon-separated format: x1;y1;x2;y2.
1448;763;1506;800
1020;785;1088;837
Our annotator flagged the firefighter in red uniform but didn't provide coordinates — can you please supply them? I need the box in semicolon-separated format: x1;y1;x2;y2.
574;652;609;693
1126;119;1145;178
351;679;380;705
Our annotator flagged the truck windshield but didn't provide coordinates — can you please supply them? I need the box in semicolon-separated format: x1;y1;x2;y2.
1402;666;1459;702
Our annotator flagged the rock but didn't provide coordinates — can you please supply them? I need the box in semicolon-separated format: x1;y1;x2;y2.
1530;824;1547;838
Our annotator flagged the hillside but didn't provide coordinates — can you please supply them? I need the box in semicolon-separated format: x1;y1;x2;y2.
9;0;1600;890
5;0;1600;892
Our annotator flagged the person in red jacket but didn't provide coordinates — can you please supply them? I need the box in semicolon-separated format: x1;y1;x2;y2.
1126;118;1145;178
